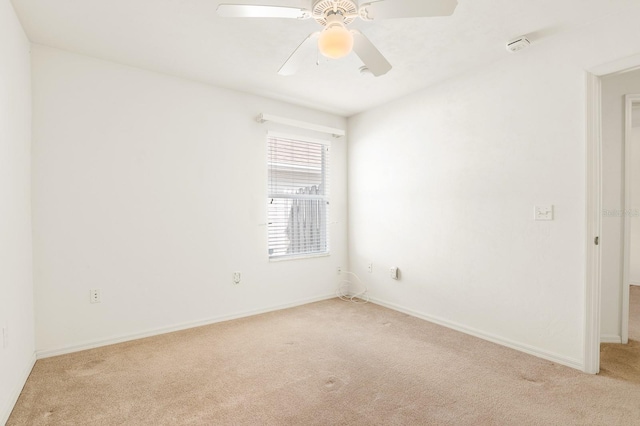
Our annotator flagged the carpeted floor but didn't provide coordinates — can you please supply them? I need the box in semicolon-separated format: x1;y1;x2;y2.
8;287;640;425
600;285;640;385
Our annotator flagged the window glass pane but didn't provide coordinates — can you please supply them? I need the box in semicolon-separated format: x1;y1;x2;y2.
267;136;329;259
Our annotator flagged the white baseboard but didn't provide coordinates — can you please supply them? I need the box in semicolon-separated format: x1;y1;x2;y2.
600;334;622;344
36;294;336;359
369;297;584;371
1;352;36;426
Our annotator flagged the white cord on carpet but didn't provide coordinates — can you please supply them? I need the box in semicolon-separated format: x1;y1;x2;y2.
336;271;369;304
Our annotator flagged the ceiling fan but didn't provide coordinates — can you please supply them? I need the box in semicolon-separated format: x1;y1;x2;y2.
217;0;458;77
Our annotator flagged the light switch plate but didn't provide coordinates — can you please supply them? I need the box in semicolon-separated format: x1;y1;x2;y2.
534;205;554;221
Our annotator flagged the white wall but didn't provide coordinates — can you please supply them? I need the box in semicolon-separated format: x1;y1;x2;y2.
630;110;640;286
600;69;640;340
348;6;640;369
31;45;348;355
0;0;35;423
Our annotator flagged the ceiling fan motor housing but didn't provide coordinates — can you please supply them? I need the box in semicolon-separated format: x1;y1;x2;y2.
312;0;358;26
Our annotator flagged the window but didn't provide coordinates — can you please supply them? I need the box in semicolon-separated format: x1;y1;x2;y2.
267;133;330;259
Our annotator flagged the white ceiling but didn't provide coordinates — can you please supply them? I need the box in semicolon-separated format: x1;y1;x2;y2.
11;0;639;116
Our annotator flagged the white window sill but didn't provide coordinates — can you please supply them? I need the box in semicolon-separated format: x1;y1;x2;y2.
269;252;330;262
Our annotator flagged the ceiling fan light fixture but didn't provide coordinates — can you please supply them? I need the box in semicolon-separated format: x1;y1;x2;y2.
317;19;353;59
217;0;460;76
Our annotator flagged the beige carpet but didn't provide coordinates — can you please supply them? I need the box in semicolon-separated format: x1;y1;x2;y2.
601;285;640;384
8;289;640;425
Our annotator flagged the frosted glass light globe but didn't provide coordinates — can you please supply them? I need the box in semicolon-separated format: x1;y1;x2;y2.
318;24;354;59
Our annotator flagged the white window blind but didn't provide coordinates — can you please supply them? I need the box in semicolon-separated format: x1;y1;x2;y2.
267;133;330;259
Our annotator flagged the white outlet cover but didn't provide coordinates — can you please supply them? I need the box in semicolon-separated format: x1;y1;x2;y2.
534;205;554;221
390;267;399;280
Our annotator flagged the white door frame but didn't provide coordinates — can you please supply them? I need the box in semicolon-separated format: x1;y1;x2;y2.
622;94;640;344
585;53;640;374
585;72;602;374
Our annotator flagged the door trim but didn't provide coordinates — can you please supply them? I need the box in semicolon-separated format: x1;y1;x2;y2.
585;72;602;374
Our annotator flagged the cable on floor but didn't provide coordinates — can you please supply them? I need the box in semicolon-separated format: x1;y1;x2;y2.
336;271;369;304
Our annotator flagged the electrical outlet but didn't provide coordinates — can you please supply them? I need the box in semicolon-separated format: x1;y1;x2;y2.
2;326;7;349
337;266;342;275
367;262;373;273
390;267;399;280
233;272;241;284
90;289;101;304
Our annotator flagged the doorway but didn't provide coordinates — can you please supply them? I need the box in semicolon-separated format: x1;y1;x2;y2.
600;74;640;346
625;98;640;343
585;56;640;375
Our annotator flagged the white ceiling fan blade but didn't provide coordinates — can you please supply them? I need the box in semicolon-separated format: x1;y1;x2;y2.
217;4;311;19
278;32;320;76
359;0;458;21
351;30;392;77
